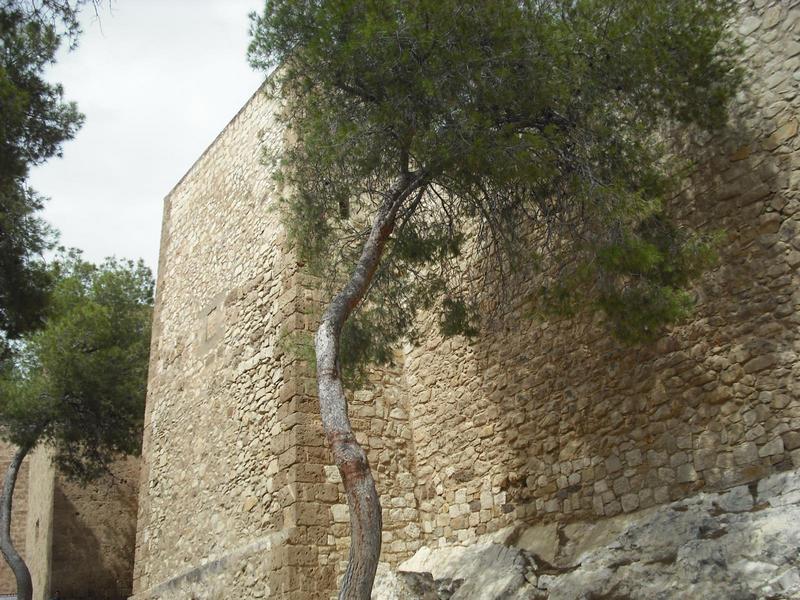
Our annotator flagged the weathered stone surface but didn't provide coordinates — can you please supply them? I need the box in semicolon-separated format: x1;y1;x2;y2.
373;565;458;600
516;523;559;564
716;485;753;513
375;469;800;599
389;541;532;600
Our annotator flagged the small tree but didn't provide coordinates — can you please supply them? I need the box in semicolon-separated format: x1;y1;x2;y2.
0;253;153;600
249;1;742;597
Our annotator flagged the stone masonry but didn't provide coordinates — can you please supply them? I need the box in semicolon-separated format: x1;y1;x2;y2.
49;458;140;599
0;443;139;600
132;1;800;598
131;87;332;599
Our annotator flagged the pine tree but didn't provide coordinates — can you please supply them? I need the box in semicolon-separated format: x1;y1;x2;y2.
249;1;742;596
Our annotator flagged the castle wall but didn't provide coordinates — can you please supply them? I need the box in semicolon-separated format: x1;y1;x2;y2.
130;75;425;597
403;0;800;547
130;85;344;599
134;0;799;598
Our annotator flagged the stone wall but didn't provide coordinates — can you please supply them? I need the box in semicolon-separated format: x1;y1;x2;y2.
0;445;138;600
403;0;799;547
130;77;429;598
131;85;342;599
50;457;140;599
133;1;799;598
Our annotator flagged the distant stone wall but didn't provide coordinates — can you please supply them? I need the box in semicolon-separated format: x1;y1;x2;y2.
0;445;138;600
50;457;139;599
133;1;799;598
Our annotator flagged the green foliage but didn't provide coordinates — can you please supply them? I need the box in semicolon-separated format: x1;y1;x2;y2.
439;297;479;339
249;0;742;367
0;252;153;481
0;186;54;353
0;1;97;46
0;1;88;353
598;220;720;343
0;5;83;179
535;216;720;342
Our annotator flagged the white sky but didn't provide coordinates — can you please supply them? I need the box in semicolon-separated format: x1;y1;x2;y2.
29;0;266;274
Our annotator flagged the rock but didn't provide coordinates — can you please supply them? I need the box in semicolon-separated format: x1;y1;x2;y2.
738;15;762;35
516;523;559;564
733;442;759;465
766;119;798;148
382;542;539;600
762;6;782;30
715;485;753;513
743;354;777;373
372;565;441;600
767;568;800;597
331;503;349;522
547;472;800;599
621;493;640;513
676;463;698;483
783;431;800;451
605;455;622;473
759;436;784;458
757;470;800;507
729;145;751;161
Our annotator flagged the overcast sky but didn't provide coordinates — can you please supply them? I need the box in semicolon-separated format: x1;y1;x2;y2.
29;0;266;273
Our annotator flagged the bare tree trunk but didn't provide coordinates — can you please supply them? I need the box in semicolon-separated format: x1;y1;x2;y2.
0;445;33;600
315;173;423;599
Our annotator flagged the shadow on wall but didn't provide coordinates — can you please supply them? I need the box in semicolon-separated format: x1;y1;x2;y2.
480;98;797;526
50;480;136;600
405;70;798;545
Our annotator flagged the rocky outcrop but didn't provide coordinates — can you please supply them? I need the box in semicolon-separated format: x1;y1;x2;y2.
374;469;800;599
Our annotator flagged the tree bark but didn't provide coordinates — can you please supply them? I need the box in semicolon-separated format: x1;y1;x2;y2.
315;173;423;599
0;445;33;600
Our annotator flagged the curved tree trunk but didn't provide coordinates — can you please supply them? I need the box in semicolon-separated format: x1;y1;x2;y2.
316;173;423;599
0;445;33;600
